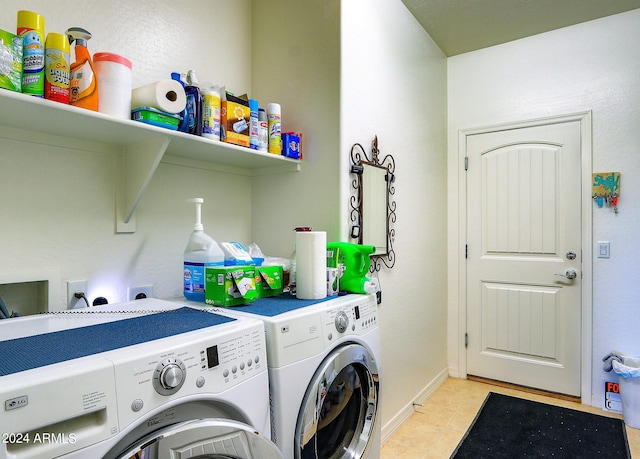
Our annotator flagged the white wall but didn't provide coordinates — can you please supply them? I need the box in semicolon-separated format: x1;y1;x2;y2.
250;0;342;258
341;0;449;435
1;0;252;91
447;9;640;406
0;0;253;306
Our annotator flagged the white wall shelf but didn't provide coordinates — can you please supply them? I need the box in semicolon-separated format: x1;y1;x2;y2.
0;90;300;232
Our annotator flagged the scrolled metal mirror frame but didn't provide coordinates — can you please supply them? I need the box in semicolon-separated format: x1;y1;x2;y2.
350;135;396;272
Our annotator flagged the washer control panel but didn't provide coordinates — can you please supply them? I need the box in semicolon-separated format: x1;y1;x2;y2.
110;317;267;429
323;295;377;343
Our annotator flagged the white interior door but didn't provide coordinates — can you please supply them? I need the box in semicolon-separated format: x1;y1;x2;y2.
465;120;582;396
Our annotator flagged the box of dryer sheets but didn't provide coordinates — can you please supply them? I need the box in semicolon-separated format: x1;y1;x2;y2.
205;266;257;306
221;92;250;147
0;29;23;92
255;265;283;298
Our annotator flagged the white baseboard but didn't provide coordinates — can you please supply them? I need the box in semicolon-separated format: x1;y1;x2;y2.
381;368;449;442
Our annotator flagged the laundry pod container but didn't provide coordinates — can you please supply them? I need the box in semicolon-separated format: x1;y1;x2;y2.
613;356;640;429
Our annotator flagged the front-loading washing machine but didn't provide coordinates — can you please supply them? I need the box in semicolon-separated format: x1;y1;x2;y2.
194;294;382;459
0;298;284;459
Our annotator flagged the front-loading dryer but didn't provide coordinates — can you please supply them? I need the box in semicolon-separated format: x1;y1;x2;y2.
0;298;283;459
196;294;382;459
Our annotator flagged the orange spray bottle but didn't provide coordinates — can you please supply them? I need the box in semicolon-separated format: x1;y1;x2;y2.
66;27;98;111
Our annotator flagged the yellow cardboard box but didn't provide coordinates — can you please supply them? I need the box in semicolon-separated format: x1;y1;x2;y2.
221;93;250;147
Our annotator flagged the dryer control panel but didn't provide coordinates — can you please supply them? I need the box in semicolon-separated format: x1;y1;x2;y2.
321;294;378;344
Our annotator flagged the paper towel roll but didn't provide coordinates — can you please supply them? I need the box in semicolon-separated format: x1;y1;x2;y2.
131;79;186;114
296;231;327;300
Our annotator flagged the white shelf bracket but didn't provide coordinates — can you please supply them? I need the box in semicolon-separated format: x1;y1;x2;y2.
116;137;170;233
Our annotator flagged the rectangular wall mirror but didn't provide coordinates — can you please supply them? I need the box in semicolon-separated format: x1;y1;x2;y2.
362;164;388;255
350;136;396;271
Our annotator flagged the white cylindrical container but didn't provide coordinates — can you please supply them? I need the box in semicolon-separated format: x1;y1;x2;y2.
94;52;132;119
267;103;281;155
614;356;640;429
295;231;327;300
619;375;640;428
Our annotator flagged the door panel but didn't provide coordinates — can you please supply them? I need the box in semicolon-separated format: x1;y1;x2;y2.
466;121;582;396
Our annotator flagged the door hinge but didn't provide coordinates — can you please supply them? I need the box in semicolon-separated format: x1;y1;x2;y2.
465;244;468;259
464;157;469;170
465;333;469;348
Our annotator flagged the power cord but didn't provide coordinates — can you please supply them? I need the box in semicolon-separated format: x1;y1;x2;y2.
74;292;90;308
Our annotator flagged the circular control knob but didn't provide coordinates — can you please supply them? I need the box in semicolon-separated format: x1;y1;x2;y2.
335;311;349;333
153;358;186;396
160;364;183;389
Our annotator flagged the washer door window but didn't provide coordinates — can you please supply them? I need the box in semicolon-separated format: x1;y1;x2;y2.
296;343;380;459
116;418;283;459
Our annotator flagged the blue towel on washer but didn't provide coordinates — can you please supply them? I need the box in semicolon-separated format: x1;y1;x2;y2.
0;308;234;376
223;294;333;316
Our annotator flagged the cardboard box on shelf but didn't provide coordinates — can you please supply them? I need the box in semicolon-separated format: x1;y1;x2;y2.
221;93;250;147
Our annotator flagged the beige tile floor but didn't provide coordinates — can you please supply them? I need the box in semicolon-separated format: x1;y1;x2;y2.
381;377;640;458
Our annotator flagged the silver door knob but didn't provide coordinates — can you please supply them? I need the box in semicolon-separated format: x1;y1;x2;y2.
555;269;577;280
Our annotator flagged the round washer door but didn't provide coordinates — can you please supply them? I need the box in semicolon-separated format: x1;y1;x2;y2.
295;343;380;459
115;418;284;459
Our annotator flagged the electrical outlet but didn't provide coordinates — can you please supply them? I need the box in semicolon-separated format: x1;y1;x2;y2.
67;280;88;309
128;284;153;301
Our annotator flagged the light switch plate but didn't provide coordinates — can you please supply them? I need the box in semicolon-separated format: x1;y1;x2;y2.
597;241;610;259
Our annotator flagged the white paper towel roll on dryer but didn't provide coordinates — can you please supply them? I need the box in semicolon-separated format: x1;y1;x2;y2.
296;231;327;300
131;79;186;114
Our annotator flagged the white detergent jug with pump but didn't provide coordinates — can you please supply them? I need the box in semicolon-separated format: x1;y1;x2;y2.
183;198;224;302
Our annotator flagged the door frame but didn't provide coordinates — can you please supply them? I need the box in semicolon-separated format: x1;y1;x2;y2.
455;111;593;400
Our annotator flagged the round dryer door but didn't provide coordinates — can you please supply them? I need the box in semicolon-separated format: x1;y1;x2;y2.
296;343;380;459
115;418;284;459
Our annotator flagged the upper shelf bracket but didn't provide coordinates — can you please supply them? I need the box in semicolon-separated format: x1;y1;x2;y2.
116;137;170;233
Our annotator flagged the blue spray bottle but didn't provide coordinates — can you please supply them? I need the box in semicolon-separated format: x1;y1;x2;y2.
185;70;202;136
